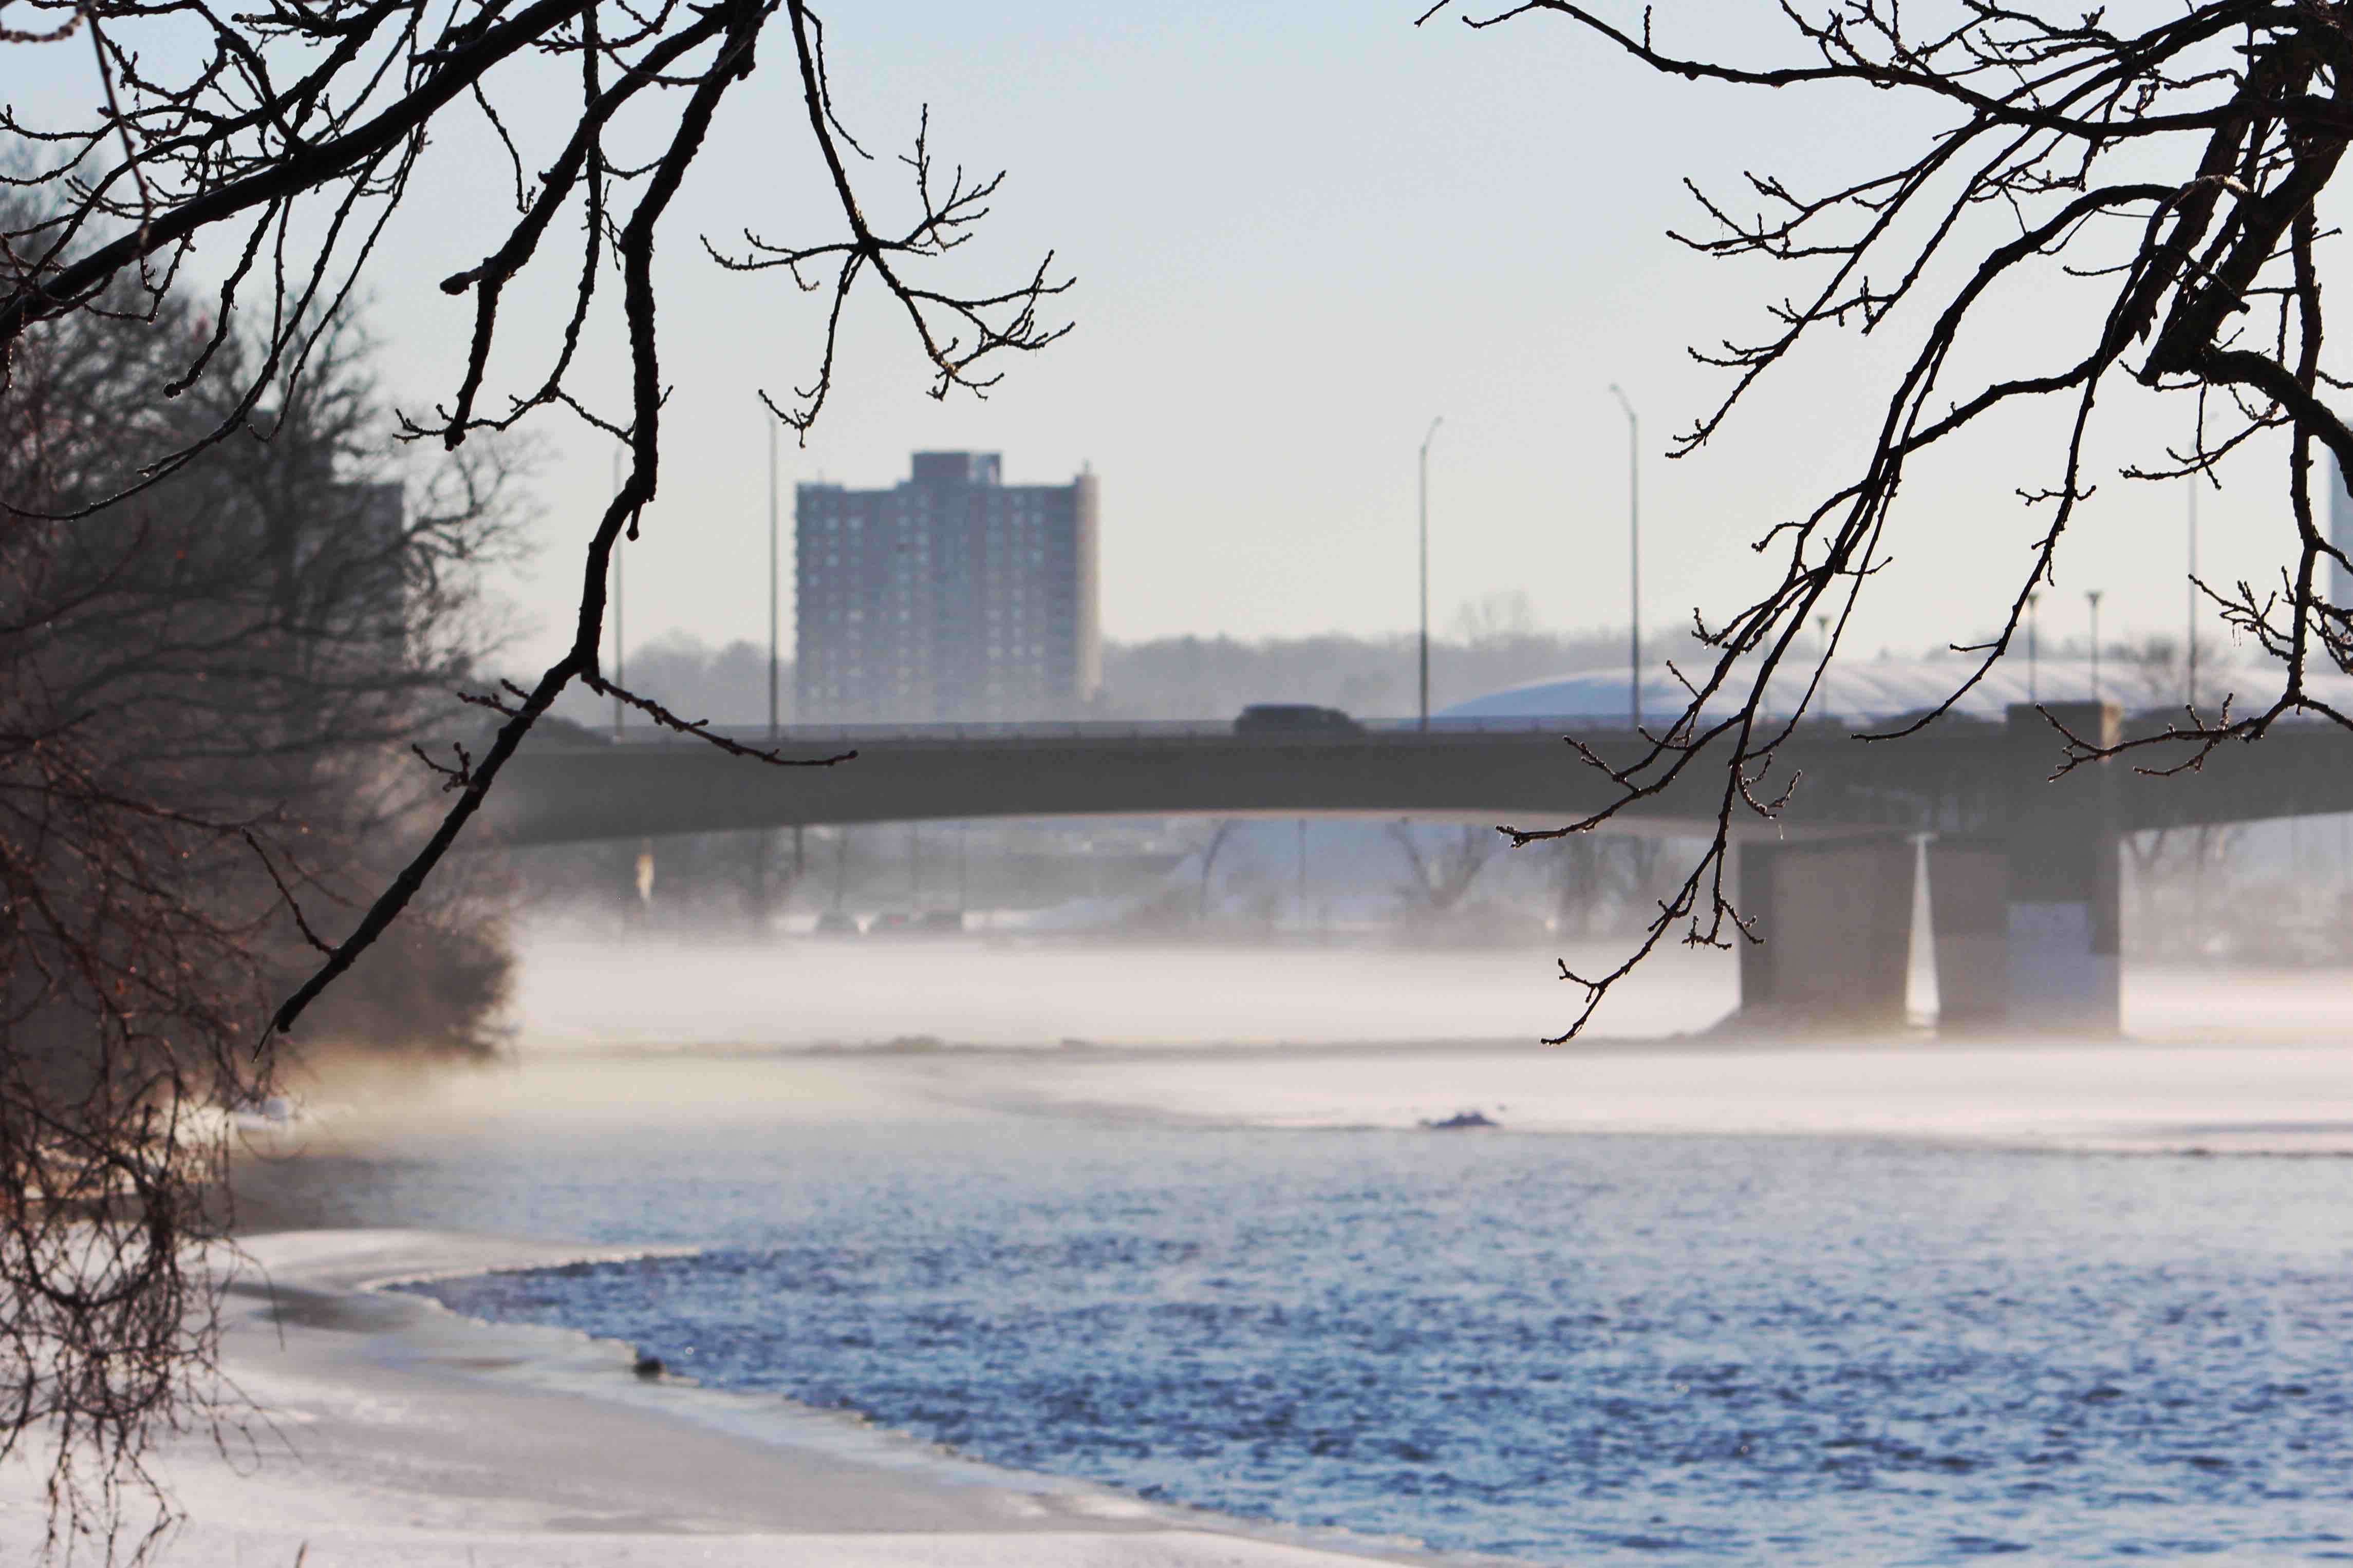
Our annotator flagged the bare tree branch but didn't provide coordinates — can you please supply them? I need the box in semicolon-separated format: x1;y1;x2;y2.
1426;1;2353;1036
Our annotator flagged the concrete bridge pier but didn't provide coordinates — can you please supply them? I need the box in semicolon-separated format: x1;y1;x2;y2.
1913;703;2122;1034
1992;700;2121;1033
1925;837;2006;1031
1733;702;2120;1035
1735;834;1918;1029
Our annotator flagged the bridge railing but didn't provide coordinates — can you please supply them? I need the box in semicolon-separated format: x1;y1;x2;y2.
594;716;1641;748
580;703;2304;749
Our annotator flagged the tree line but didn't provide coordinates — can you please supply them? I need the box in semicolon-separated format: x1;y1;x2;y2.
2;257;518;1537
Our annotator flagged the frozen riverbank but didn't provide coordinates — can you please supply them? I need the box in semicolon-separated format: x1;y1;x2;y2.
13;950;2351;1565
0;1227;1432;1567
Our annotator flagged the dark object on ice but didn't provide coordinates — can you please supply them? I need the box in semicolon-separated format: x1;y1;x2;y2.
1421;1109;1499;1130
633;1351;664;1380
1234;703;1362;735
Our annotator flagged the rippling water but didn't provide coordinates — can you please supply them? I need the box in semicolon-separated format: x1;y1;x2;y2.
289;1117;2353;1564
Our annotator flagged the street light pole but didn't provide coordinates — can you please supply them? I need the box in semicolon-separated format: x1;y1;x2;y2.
2087;589;2104;705
2186;478;2198;710
611;443;625;738
768;413;780;740
1418;416;1443;731
1609;385;1640;730
2027;592;2040;703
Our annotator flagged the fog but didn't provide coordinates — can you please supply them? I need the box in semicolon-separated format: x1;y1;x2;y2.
314;925;2353;1163
497;804;2353;1053
432;792;2353;1166
502;920;2353;1052
504;930;1739;1052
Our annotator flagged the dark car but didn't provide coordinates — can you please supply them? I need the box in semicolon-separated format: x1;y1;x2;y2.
1233;703;1362;735
812;911;863;937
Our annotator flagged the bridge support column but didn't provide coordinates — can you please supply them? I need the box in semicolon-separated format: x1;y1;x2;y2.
1925;838;2007;1030
2003;702;2120;1034
1735;834;1916;1030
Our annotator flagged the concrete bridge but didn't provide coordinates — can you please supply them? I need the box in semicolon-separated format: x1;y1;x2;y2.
482;706;2353;1034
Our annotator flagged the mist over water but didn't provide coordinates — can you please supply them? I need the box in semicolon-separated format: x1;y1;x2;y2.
502;921;2353;1056
275;925;2353;1566
502;928;1743;1050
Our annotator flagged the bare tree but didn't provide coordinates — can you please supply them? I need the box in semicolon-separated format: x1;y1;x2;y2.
1196;820;1239;922
1449;589;1541;650
1389;821;1502;922
1418;1;2353;1035
1547;834;1671;940
2;273;524;1548
1;0;1067;1032
3;13;1063;1537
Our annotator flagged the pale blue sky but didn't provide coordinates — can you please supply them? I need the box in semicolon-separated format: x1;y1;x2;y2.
10;3;2330;697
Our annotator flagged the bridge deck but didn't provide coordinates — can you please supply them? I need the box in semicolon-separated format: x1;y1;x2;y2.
477;713;2353;847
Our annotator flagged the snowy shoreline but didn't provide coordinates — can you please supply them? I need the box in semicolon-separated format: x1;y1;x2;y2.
0;1226;1444;1568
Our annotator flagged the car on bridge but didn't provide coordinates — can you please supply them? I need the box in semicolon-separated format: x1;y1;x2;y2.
1233;703;1362;736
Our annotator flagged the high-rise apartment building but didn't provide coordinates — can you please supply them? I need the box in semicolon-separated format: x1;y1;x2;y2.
795;452;1100;723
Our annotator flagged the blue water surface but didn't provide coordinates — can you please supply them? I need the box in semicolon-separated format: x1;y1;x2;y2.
264;1117;2353;1564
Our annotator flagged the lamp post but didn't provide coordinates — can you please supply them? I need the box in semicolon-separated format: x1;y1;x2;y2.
611;443;625;738
2086;589;2103;705
1609;384;1641;730
2186;478;2198;710
2027;592;2040;702
768;412;780;740
1418;416;1443;731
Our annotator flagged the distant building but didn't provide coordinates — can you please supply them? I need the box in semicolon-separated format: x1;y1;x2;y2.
795;452;1100;723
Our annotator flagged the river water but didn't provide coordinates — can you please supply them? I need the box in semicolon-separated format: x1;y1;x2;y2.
255;1072;2353;1566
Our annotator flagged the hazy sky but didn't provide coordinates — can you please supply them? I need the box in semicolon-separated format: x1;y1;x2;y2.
16;3;2339;700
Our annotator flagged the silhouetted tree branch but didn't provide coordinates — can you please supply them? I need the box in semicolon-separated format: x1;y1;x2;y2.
2;0;1069;1044
4;6;1065;1536
1422;0;2353;1037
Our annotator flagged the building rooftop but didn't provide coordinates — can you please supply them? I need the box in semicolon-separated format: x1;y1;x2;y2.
1436;656;2351;725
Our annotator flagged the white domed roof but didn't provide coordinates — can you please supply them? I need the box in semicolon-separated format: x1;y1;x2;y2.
1436;656;2328;725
